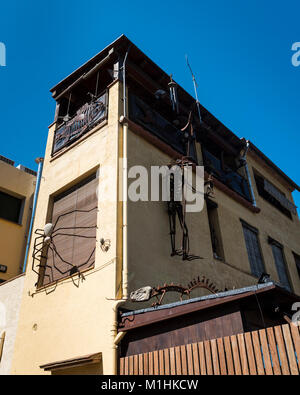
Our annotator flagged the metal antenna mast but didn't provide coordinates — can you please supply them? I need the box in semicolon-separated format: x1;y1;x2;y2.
186;55;202;124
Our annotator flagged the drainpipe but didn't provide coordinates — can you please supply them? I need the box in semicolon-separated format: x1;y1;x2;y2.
112;47;131;375
22;157;44;273
111;117;128;375
241;140;257;207
120;45;131;300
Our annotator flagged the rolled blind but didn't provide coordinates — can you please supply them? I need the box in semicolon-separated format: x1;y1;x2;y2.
43;174;98;285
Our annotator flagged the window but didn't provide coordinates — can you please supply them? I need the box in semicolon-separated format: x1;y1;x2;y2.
241;221;265;277
0;191;23;224
207;199;224;260
293;252;300;280
269;238;291;291
41;173;98;286
254;172;296;220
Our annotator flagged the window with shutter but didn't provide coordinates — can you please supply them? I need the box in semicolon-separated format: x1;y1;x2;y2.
42;174;98;285
269;239;291;291
241;221;265;278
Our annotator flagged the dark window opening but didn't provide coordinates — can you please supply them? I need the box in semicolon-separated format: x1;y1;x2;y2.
0;191;23;224
206;199;224;260
254;173;293;220
268;238;291;291
293;252;300;280
241;221;265;278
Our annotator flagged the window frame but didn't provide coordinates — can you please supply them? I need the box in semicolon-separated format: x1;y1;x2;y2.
206;198;225;261
253;170;294;220
0;189;25;225
268;237;292;292
37;172;99;288
240;219;266;278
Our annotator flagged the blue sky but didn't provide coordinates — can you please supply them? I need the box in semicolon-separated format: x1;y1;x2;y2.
0;0;299;208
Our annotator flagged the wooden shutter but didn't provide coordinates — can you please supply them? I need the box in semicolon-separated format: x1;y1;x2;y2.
242;222;264;277
270;241;291;291
43;174;98;285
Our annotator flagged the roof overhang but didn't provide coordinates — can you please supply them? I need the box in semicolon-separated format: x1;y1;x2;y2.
241;138;300;192
118;283;300;332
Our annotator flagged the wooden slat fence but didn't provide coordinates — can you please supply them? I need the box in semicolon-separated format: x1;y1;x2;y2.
120;323;300;375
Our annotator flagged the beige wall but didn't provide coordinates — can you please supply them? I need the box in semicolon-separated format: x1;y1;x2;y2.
11;82;123;375
0;274;25;375
0;162;36;280
125;127;300;308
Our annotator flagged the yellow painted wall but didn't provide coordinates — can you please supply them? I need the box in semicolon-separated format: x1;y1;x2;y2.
0;162;36;280
11;82;123;375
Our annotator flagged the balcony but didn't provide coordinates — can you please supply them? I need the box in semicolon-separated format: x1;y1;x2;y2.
52;91;108;155
202;148;251;202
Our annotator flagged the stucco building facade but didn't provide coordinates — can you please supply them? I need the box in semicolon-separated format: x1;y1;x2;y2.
0;157;36;281
7;35;300;375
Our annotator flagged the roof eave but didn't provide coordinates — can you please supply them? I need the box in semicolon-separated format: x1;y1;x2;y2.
242;138;300;192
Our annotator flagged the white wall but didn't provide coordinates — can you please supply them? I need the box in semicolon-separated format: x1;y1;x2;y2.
0;274;25;375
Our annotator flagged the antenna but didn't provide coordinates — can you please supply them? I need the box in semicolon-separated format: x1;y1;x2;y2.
186;55;202;124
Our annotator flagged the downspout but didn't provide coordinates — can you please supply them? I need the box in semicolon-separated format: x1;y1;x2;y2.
241;140;257;207
22;157;44;273
112;46;131;375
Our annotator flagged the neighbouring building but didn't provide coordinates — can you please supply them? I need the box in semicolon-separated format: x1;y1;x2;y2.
9;35;300;375
0;156;36;374
0;156;36;281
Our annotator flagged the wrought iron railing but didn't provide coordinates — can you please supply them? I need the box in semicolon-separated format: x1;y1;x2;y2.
52;91;108;155
202;149;251;202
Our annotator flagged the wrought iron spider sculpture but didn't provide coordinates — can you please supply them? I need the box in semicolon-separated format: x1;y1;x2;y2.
32;207;97;287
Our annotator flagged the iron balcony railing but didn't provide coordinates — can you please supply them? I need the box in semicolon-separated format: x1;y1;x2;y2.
52;91;108;155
